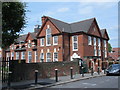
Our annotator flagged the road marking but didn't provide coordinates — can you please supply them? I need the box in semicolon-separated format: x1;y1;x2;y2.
82;83;96;86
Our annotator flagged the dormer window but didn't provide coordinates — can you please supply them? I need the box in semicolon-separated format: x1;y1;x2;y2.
46;28;51;46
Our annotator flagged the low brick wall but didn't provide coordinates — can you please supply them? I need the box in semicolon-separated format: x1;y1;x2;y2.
10;60;79;82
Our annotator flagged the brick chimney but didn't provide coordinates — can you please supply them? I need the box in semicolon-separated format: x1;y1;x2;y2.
41;16;47;24
34;25;41;33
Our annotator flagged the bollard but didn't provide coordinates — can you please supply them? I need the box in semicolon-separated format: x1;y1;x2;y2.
98;67;100;75
91;67;93;76
55;69;58;82
8;71;12;88
70;67;73;79
104;68;106;74
35;70;38;85
81;67;84;77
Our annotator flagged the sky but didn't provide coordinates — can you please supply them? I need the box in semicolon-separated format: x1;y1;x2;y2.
21;1;119;48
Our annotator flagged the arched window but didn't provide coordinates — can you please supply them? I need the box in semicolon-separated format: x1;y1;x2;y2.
21;45;25;48
16;46;19;49
46;28;51;46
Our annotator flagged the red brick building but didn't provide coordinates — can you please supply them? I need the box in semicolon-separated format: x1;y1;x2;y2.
5;16;109;71
109;48;120;61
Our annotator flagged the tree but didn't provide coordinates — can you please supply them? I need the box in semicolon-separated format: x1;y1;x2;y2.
108;43;112;52
2;2;27;48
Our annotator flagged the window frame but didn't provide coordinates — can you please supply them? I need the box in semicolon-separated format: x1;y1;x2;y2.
88;36;92;45
16;52;19;60
28;51;32;63
53;36;58;45
21;52;25;60
94;37;96;46
40;53;44;62
46;53;51;62
40;38;44;46
53;52;58;62
46;28;51;46
72;35;78;51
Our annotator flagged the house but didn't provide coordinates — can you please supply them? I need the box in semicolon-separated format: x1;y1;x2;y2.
5;16;109;71
109;48;120;61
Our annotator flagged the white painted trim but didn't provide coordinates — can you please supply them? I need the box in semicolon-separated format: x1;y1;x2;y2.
34;51;36;63
53;36;58;45
40;38;44;46
53;52;58;62
72;35;78;51
88;36;92;45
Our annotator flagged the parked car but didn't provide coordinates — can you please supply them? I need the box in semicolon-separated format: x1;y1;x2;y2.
106;64;120;76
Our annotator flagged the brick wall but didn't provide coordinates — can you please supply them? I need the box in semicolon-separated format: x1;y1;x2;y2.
10;60;79;82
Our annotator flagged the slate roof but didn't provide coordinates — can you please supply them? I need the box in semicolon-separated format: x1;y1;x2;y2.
47;16;95;33
15;34;27;43
30;32;37;40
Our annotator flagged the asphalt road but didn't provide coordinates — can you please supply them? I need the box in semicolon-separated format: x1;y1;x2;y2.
48;76;119;88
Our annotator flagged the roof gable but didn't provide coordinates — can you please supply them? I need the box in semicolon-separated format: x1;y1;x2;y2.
101;29;109;40
37;18;61;37
88;19;102;37
25;32;36;42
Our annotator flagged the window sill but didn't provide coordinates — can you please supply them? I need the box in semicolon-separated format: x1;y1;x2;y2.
53;44;58;46
73;49;78;51
46;44;51;46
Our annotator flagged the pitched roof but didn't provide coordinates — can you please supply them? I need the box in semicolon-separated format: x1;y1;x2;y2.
47;16;95;33
30;32;37;40
15;34;27;43
48;17;71;33
70;18;94;33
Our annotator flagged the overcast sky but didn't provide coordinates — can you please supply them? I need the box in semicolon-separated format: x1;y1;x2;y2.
21;1;118;48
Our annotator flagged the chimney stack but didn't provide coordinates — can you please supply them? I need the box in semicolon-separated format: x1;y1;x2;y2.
41;16;47;24
34;25;41;33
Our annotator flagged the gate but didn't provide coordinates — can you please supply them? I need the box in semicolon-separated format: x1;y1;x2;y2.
2;57;11;84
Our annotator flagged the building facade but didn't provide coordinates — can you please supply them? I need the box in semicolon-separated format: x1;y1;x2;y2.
109;48;120;61
5;16;109;71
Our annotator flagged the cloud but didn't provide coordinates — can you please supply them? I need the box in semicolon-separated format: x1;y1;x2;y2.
57;8;69;12
78;6;93;15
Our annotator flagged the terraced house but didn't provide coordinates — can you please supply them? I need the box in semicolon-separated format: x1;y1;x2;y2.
5;16;109;71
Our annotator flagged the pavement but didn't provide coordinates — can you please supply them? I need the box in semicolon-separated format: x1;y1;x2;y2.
2;71;106;89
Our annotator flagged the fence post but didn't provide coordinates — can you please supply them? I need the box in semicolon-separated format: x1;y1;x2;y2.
8;71;12;88
55;69;58;82
70;67;73;79
35;70;38;85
